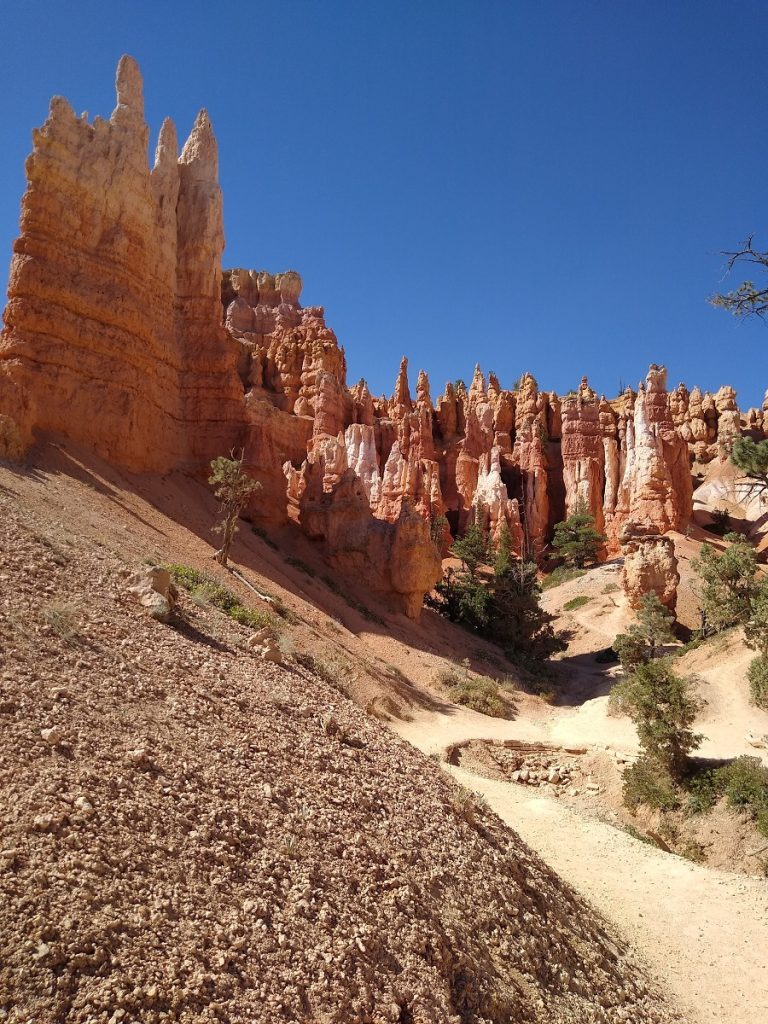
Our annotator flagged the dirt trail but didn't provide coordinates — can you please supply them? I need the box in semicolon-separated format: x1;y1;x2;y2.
393;561;768;1024
445;764;768;1024
394;707;768;1024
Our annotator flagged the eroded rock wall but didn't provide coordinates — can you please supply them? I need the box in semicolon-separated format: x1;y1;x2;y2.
0;57;244;471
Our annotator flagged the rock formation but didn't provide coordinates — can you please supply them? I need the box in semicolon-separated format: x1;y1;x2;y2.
0;56;244;471
620;526;680;611
0;56;763;617
561;379;605;530
127;565;178;622
609;366;693;544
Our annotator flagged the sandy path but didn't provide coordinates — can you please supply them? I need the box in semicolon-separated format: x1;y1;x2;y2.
443;763;768;1024
394;686;768;1024
392;573;768;1024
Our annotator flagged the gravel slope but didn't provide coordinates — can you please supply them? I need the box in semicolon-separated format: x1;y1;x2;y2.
0;459;678;1024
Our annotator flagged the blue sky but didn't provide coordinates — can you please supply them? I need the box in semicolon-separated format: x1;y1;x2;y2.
1;1;767;408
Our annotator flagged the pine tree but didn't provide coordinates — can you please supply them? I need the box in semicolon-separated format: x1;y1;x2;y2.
209;452;261;567
731;436;768;497
551;499;606;568
613;627;649;674
691;535;759;633
635;593;676;658
493;523;514;577
613;593;676;672
489;557;564;662
614;660;702;781
452;519;488;579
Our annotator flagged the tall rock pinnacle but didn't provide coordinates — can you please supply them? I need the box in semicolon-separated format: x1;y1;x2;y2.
179;109;219;181
112;54;145;123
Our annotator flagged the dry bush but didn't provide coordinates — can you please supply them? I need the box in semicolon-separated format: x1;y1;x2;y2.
42;602;80;643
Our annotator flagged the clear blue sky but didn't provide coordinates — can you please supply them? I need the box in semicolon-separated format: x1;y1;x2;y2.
2;1;766;408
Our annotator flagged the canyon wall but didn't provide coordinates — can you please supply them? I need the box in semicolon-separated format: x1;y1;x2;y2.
1;57;764;614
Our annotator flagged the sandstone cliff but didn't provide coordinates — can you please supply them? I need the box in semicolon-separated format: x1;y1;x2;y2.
0;57;245;471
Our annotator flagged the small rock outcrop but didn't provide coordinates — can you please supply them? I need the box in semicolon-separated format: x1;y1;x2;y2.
620;526;680;611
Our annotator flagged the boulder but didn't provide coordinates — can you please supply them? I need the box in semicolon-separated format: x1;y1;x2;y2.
127;566;178;622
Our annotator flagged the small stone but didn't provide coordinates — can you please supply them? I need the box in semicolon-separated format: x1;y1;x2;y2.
41;726;63;745
74;796;94;816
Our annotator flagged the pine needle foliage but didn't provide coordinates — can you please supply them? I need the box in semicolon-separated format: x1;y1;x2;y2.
551;499;606;568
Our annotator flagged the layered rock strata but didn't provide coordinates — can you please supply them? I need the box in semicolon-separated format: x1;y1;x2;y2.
620;526;680;611
0;57;244;471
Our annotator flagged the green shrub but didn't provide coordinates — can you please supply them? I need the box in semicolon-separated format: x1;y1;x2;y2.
685;767;719;815
622;757;680;812
166;564;208;590
717;756;768;837
685;757;768;837
563;595;591;612
167;564;278;634
228;604;277;632
190;580;238;612
747;655;768;709
679;839;707;863
435;667;508;718
622;823;655;846
541;566;587;591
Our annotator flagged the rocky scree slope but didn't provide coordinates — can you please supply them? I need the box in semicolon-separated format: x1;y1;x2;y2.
0;486;678;1024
